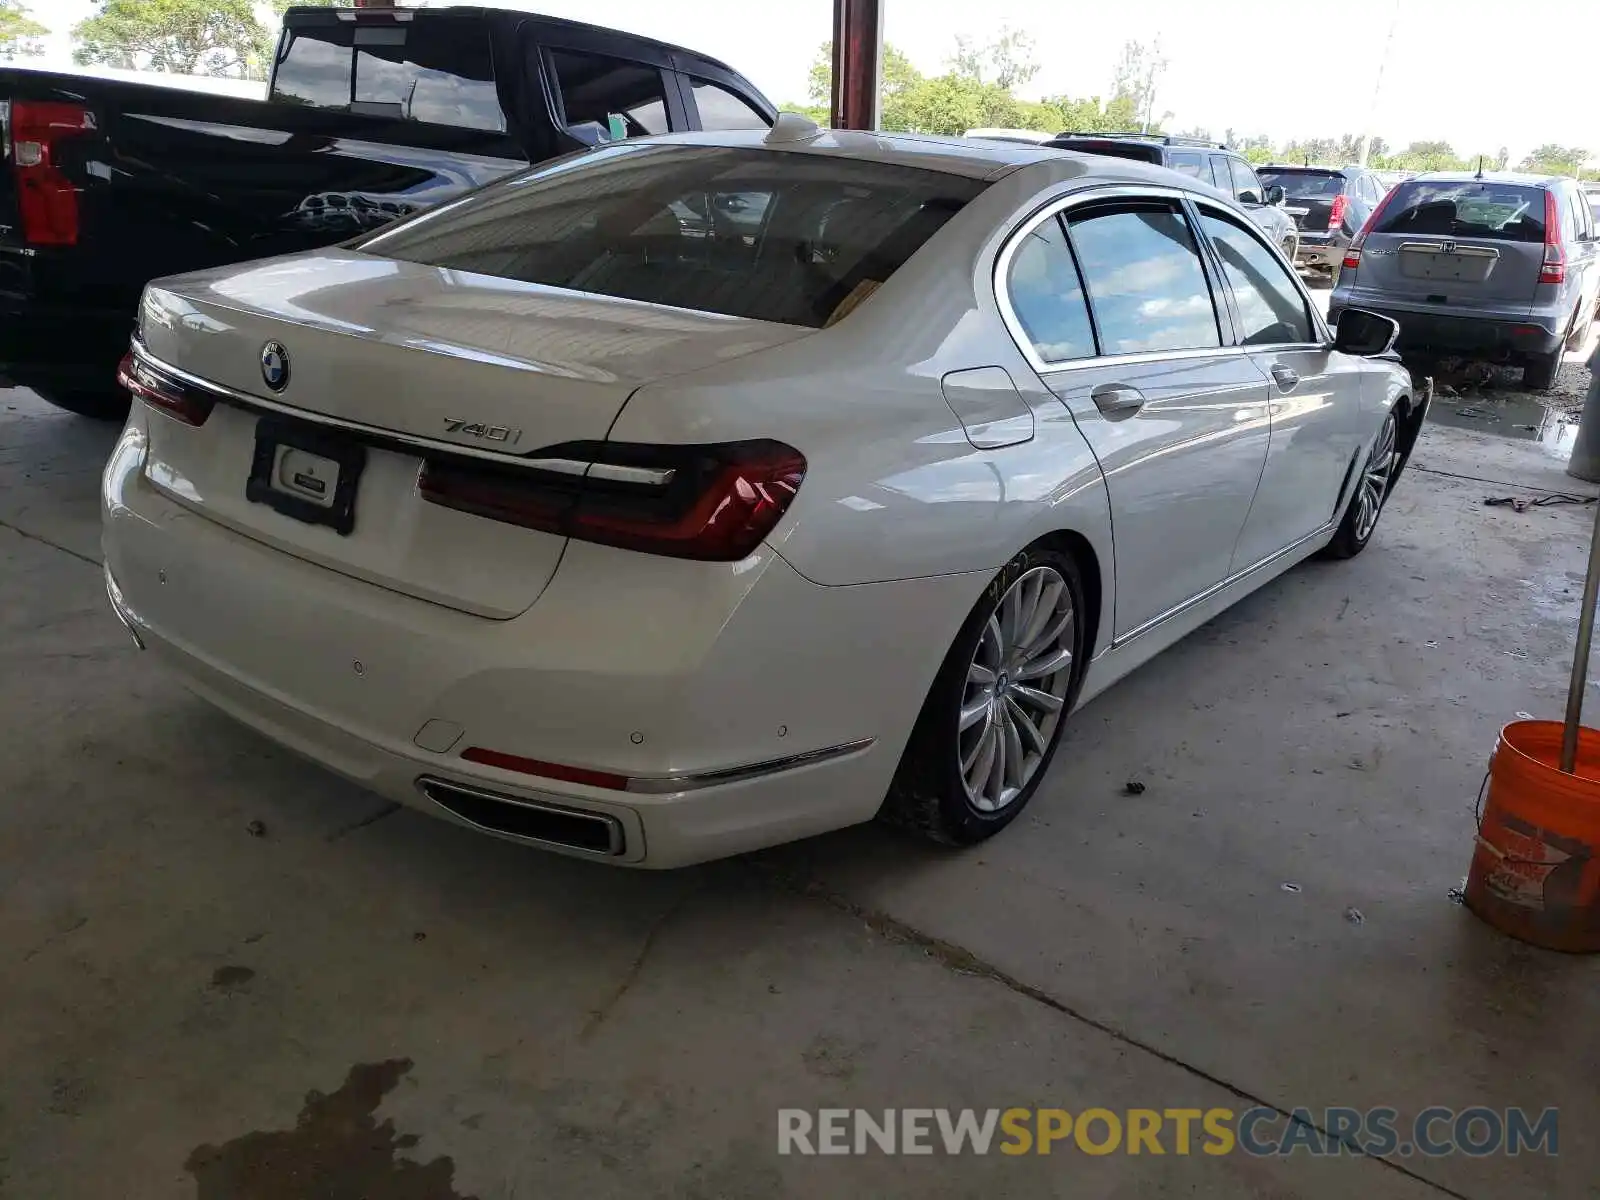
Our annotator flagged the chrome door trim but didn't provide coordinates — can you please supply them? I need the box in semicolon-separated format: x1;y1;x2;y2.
1110;517;1337;648
622;737;875;794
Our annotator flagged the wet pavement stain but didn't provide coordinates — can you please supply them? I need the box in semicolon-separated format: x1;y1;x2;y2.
184;1059;475;1199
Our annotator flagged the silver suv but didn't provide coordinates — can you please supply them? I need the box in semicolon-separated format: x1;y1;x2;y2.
1330;172;1600;388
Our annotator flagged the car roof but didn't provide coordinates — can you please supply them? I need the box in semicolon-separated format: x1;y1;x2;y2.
1261;164;1354;174
637;126;1151;181
1408;171;1565;187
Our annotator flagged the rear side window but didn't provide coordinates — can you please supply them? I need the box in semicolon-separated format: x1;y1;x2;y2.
689;78;769;131
271;20;505;132
1375;181;1548;242
1005;216;1095;362
1066;202;1221;354
1198;211;1313;345
357;145;985;328
1206;156;1231;191
1167;150;1206;179
1228;159;1263;205
548;49;671;142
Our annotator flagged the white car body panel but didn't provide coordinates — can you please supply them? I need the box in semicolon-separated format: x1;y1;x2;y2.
103;128;1415;866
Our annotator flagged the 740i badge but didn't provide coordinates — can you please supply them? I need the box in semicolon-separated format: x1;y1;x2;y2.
444;418;522;445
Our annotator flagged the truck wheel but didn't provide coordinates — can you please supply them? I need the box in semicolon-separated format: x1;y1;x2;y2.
34;387;130;422
1522;350;1560;391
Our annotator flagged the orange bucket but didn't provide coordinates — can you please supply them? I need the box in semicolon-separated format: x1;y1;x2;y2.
1466;721;1600;952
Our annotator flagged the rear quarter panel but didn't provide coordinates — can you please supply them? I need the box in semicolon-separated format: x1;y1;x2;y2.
604;160;1118;655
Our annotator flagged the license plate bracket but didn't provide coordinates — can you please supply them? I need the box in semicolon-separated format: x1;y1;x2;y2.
246;416;366;535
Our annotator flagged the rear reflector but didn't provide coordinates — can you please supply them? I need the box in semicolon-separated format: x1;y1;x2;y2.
460;746;630;791
118;351;214;426
1540;189;1566;285
420;439;806;561
11;100;95;247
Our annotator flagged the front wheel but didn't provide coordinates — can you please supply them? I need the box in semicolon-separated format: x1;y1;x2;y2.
881;548;1086;845
1322;410;1399;560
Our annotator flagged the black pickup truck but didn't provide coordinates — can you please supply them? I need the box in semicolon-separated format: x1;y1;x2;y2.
0;4;774;418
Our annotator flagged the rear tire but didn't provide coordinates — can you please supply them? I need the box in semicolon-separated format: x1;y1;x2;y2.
34;387;130;422
1522;350;1560;391
1322;410;1400;560
880;547;1086;846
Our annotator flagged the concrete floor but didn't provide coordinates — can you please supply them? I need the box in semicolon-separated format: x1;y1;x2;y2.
4;387;1599;1199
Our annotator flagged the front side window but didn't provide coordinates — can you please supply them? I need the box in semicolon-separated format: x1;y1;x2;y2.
357;145;985;328
271;20;505;132
1067;202;1221;355
1198;210;1314;345
548;48;670;142
1005;215;1095;362
1375;181;1548;242
690;78;769;131
1229;159;1263;205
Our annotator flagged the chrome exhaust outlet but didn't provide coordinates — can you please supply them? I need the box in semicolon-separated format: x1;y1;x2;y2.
416;777;625;857
104;569;145;651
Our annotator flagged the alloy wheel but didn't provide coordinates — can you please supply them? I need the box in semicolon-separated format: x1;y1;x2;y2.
1353;413;1398;542
957;566;1075;813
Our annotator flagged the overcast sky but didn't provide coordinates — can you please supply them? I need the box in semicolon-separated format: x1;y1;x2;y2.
34;0;1591;160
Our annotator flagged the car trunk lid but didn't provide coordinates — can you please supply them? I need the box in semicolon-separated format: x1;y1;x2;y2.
133;250;812;618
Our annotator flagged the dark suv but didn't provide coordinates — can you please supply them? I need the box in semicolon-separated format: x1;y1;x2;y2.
1258;166;1388;274
1044;134;1300;260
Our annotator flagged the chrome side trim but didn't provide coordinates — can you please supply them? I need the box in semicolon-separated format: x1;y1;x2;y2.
104;568;145;651
588;463;677;487
128;341;586;470
416;777;625;857
1111;519;1337;649
622;737;875;794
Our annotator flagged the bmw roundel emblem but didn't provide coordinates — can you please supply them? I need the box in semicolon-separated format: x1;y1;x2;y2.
260;341;290;392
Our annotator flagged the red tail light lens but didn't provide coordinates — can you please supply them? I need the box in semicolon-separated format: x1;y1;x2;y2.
1342;186;1400;272
117;351;214;426
1328;193;1348;231
1540;189;1566;285
10;100;95;247
419;439;806;561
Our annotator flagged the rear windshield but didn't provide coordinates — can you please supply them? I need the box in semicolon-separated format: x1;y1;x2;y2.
1374;180;1547;242
1259;170;1344;199
356;145;986;328
271;18;505;133
1046;140;1162;165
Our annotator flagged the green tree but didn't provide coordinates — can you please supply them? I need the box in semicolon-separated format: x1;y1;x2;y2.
1518;143;1589;177
74;0;271;77
1378;140;1466;173
0;1;48;61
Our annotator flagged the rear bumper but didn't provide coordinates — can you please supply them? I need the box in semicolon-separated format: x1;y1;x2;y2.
1326;301;1563;357
102;415;981;866
1294;232;1348;269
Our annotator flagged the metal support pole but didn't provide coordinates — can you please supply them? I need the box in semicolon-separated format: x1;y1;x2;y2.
1561;485;1600;771
1567;339;1600;482
830;0;882;131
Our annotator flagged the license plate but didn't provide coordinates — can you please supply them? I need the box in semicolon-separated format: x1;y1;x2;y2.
246;416;366;535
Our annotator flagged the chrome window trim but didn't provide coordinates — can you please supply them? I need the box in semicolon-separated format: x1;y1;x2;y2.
993;183;1335;376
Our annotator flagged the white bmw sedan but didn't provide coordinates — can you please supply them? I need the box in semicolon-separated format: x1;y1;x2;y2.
102;123;1424;867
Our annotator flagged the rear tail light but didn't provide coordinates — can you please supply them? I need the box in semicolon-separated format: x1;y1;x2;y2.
1540;189;1566;284
1342;186;1400;272
10;100;95;247
419;439;806;561
1328;193;1348;232
117;351;214;426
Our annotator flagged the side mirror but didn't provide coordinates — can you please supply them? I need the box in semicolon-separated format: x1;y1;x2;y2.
1264;184;1286;206
1333;308;1400;357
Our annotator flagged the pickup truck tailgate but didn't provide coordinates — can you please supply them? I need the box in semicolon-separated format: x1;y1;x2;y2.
131;250;811;619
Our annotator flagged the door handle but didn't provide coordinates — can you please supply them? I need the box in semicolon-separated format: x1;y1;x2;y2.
1270;365;1300;391
1091;383;1146;417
